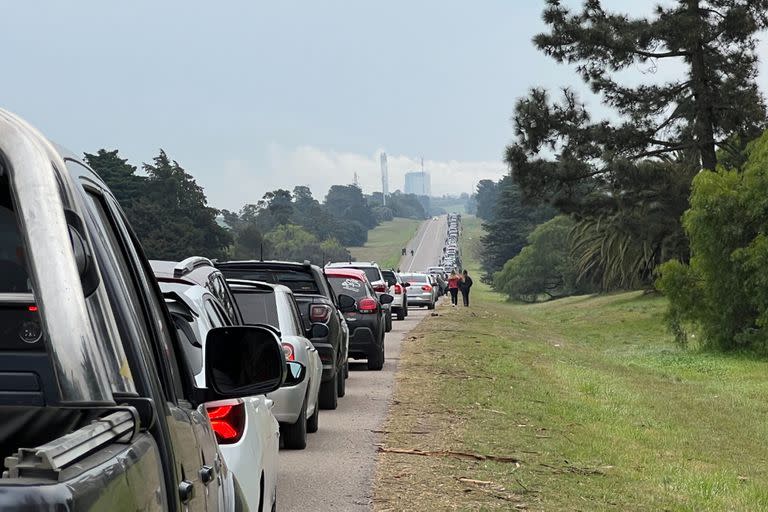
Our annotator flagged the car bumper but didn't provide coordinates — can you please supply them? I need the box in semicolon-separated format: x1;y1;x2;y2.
267;379;309;424
310;339;338;382
408;295;433;305
348;326;379;358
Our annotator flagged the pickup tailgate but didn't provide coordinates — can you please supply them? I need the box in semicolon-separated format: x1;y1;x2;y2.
0;413;166;512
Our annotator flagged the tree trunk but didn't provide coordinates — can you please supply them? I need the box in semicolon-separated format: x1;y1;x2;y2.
687;0;718;171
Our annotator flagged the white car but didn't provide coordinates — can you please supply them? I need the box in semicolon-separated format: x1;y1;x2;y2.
228;279;324;450
158;280;280;512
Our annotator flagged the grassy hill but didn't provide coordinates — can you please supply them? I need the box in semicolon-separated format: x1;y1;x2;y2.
374;217;768;511
350;218;422;270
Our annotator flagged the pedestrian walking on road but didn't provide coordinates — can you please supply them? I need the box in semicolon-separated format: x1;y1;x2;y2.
448;270;461;307
459;269;473;307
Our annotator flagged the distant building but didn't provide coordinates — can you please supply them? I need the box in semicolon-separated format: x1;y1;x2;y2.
404;171;431;196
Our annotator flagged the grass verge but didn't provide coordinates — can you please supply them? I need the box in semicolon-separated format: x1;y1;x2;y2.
374;216;768;511
351;217;422;269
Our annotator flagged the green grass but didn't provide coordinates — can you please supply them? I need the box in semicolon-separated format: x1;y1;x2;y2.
350;217;422;270
375;217;768;511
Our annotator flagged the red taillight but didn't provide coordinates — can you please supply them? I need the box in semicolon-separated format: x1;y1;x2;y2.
358;297;378;313
28;305;38;312
282;343;295;361
310;304;331;323
394;284;403;295
422;285;432;292
373;283;387;293
206;403;246;444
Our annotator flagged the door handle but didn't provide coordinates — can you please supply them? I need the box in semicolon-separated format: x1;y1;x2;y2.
179;480;194;503
199;465;215;485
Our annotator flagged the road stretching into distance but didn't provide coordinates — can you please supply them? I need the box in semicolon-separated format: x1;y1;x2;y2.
277;215;448;511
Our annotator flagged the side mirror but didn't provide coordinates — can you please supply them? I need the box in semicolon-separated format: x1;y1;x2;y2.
308;322;330;339
402;282;411;288
337;294;356;313
204;326;286;399
282;361;307;387
379;293;394;305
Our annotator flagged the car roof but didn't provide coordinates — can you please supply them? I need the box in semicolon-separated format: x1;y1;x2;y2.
151;257;220;287
226;278;294;296
326;261;379;269
158;280;210;318
324;268;368;280
216;259;321;272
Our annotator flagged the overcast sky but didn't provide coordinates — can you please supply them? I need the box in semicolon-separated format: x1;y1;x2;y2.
2;1;766;209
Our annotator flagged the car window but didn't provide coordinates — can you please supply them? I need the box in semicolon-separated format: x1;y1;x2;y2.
402;274;428;283
232;289;280;329
353;267;381;283
381;271;397;286
0;173;30;293
275;293;301;336
287;295;307;334
207;273;238;325
220;268;320;294
171;313;203;376
204;298;227;328
328;277;369;299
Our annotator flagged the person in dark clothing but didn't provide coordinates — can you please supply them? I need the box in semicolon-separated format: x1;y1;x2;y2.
459;270;473;307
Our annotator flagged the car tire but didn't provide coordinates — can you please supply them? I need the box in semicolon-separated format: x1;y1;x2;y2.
337;367;346;397
306;402;319;433
385;312;392;332
319;372;338;410
344;361;349;379
396;308;405;321
281;400;307;450
427;302;435;310
367;336;385;371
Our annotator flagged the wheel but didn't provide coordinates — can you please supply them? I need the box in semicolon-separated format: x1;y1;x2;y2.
427;302;435;310
344;361;349;379
396;307;405;321
307;402;319;433
404;303;409;317
281;400;307;450
367;334;385;371
337;366;346;397
319;372;338;410
385;312;392;332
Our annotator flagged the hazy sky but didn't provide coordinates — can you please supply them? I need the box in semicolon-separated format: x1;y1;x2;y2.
2;1;766;209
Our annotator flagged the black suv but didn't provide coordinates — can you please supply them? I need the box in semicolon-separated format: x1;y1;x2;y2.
216;260;349;410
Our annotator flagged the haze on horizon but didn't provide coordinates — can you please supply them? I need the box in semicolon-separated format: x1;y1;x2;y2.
2;1;767;208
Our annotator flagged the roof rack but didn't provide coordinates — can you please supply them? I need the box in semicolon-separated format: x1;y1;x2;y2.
173;256;214;278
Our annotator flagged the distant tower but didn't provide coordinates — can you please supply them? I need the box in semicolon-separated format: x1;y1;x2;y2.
380;153;389;206
353;172;360;189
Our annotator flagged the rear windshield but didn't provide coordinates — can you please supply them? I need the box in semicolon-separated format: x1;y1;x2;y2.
401;274;428;284
231;289;280;328
381;270;397;286
341;266;380;283
328;277;369;299
220;268;320;294
0;173;30;293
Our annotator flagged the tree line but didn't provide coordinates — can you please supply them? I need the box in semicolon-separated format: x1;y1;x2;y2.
479;0;768;351
85;149;429;265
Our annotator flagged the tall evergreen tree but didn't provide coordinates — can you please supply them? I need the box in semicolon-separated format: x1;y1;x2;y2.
481;176;555;281
509;0;768;212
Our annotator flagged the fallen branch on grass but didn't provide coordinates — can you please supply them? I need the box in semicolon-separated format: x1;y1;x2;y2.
370;429;431;435
377;446;522;464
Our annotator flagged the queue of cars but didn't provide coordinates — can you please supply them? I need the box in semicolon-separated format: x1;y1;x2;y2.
0;110;417;511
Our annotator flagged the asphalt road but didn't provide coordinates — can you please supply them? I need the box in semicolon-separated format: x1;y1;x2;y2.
403;215;448;273
277;215;447;511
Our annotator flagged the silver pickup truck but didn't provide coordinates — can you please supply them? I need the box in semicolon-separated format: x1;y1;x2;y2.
0;109;297;511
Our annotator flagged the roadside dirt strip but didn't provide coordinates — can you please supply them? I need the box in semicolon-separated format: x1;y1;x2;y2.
277;216;446;511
